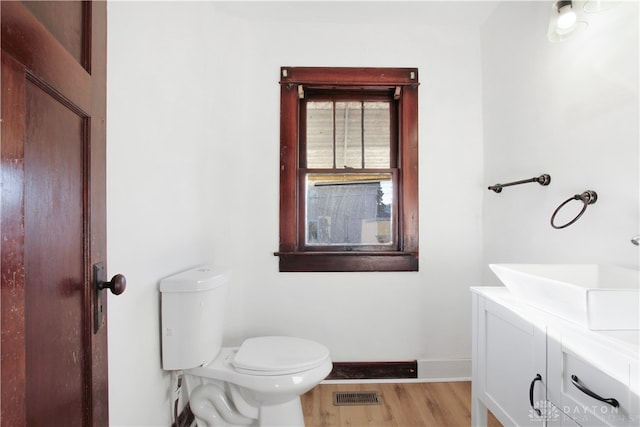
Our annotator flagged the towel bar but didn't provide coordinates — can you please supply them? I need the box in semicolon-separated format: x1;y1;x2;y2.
488;174;551;193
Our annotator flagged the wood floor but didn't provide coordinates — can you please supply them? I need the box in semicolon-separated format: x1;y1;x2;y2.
301;381;502;427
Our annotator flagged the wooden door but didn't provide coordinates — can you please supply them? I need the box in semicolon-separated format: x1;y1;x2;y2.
1;2;111;426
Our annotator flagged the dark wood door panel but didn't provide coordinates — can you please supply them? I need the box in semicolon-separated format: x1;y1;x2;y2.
22;1;88;68
1;1;91;114
25;79;87;426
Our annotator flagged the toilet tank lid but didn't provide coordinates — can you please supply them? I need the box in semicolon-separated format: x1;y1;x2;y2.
160;266;230;293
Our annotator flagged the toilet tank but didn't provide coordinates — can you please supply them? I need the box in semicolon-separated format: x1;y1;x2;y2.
160;266;230;370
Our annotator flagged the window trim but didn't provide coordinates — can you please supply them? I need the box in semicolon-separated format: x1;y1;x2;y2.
276;67;419;272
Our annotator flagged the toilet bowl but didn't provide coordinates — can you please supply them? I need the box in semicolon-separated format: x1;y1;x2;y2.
187;339;332;426
160;266;332;427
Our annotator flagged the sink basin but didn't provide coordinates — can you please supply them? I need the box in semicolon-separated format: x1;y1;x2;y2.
489;264;640;330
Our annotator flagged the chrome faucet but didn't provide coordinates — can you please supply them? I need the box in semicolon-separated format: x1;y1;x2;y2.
632;235;640;246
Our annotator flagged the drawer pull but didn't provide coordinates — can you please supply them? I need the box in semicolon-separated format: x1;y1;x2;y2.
570;374;620;408
529;373;543;416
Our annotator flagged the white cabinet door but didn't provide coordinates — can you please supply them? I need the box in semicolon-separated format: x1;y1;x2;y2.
548;403;582;427
473;294;547;426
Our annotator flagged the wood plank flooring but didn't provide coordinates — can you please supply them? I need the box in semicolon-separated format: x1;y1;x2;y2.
301;381;502;427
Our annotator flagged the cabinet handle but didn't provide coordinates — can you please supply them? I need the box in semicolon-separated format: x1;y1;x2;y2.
529;373;543;416
571;375;619;408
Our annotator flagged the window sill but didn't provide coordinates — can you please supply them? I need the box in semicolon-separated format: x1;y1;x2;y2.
274;251;418;272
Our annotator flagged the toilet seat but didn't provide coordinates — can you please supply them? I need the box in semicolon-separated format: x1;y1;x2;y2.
232;336;330;376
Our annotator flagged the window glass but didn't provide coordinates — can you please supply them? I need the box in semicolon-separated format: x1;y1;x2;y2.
334;101;363;169
306;101;390;169
306;101;334;168
305;173;393;246
363;102;391;168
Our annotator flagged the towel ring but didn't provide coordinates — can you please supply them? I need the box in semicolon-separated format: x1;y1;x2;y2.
550;190;597;229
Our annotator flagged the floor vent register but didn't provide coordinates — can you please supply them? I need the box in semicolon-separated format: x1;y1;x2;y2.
332;391;381;406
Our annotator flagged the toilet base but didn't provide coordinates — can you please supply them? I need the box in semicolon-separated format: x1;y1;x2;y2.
259;398;304;427
186;375;307;427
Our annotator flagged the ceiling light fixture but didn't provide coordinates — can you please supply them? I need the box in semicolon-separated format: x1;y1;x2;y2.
557;2;578;28
548;0;588;42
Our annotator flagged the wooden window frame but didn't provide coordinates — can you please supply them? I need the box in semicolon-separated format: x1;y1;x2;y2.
276;67;419;272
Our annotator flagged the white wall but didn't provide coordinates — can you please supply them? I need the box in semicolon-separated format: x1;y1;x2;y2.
211;5;486;368
107;2;222;425
481;1;639;282
106;1;638;426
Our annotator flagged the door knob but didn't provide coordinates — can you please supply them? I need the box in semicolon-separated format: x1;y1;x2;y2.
93;262;126;333
99;274;126;295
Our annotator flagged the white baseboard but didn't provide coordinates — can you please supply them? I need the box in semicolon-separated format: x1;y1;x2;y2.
417;358;471;381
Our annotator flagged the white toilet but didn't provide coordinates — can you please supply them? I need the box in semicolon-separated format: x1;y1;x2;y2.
160;266;332;427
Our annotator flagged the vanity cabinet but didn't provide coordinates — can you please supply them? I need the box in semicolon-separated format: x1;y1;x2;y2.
472;292;547;426
472;288;639;427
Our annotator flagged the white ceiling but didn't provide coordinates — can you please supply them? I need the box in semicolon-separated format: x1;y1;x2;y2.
213;1;502;27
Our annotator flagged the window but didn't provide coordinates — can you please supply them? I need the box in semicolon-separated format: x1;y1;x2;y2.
276;67;419;272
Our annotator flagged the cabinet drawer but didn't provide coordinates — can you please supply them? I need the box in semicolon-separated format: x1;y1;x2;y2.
558;352;636;426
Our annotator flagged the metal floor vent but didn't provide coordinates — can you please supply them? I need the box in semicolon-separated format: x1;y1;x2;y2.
333;391;381;406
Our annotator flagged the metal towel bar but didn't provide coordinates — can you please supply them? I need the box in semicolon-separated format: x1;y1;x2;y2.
488;174;551;193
